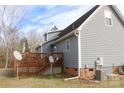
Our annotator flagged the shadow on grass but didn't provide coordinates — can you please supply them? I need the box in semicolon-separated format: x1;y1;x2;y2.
17;73;66;80
38;73;65;79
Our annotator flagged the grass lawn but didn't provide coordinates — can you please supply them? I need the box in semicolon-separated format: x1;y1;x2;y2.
0;74;124;88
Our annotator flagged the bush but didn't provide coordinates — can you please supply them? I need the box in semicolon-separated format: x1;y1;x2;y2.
0;68;14;77
116;69;124;75
0;55;6;68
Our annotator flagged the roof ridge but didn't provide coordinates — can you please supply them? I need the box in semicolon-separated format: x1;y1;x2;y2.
58;5;100;37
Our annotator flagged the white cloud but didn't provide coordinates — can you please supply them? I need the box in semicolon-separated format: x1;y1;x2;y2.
20;5;124;37
38;5;94;30
19;23;51;38
21;5;94;36
20;25;39;34
30;5;59;22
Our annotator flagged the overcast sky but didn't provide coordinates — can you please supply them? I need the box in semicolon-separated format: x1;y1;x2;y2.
18;5;124;36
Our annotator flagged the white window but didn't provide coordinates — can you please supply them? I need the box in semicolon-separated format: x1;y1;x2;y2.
44;33;47;41
54;46;57;52
105;17;112;26
66;39;70;52
104;10;113;26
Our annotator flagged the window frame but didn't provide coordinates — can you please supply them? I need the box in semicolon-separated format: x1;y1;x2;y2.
53;46;57;52
65;39;70;52
104;10;113;27
105;17;113;27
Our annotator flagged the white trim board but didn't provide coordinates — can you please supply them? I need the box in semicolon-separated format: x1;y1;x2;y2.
78;30;81;76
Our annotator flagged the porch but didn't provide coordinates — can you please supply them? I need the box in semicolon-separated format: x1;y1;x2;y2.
13;52;64;77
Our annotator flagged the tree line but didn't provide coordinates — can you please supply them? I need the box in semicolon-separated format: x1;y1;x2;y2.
0;6;42;69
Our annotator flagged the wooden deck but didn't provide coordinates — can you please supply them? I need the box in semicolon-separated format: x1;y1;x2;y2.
13;52;64;77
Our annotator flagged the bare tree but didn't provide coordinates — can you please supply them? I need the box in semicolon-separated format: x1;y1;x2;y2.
0;6;25;69
19;37;30;53
27;29;42;53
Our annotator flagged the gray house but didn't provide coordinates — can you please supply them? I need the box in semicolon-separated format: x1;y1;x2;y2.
41;5;124;77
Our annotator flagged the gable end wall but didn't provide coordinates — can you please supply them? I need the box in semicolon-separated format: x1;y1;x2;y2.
80;6;124;74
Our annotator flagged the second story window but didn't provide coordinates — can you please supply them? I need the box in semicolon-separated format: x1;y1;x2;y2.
105;17;112;26
54;46;57;52
104;10;113;27
66;39;70;52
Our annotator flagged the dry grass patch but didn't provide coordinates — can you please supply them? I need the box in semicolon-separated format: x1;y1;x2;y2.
0;74;124;88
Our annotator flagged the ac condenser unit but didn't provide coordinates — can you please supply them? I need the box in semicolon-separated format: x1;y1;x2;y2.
95;70;106;81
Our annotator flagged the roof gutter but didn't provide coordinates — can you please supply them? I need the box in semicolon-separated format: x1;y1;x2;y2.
47;30;62;34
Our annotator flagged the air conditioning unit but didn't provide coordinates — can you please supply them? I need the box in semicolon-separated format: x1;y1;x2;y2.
95;70;106;81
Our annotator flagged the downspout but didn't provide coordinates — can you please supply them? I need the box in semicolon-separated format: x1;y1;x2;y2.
64;30;81;81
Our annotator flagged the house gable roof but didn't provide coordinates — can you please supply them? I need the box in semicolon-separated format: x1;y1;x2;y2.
54;5;124;42
42;5;124;46
42;6;98;45
58;5;100;38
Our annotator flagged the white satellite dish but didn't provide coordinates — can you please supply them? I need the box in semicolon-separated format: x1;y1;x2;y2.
13;51;23;80
56;57;59;62
48;56;55;79
13;51;22;61
49;56;55;63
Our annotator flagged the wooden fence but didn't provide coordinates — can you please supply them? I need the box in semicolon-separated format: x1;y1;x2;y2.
13;52;64;77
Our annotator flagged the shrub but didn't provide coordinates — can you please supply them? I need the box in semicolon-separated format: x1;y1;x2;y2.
0;68;14;77
118;69;124;75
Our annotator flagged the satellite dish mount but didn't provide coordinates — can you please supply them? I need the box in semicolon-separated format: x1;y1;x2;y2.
49;56;55;79
13;51;22;80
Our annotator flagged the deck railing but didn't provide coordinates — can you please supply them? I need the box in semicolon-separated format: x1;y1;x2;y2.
38;52;64;74
13;52;63;77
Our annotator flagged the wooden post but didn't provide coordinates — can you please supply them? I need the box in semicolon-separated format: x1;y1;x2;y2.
61;53;64;73
17;62;19;80
13;57;17;77
51;63;53;79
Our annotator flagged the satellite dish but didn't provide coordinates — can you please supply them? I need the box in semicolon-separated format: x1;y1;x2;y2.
13;51;22;80
49;56;54;63
13;51;22;61
56;57;59;62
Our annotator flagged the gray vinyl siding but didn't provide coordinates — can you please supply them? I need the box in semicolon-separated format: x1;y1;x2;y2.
54;35;78;68
47;32;60;41
41;41;54;53
42;31;61;53
80;6;124;74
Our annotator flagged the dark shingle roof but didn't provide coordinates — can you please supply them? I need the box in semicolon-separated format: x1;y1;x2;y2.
58;5;100;37
42;5;100;45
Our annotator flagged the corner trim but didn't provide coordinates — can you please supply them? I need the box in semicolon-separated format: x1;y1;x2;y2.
78;30;81;77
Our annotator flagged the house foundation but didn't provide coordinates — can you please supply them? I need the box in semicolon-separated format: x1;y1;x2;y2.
64;67;96;80
80;68;95;80
112;66;124;74
64;67;78;76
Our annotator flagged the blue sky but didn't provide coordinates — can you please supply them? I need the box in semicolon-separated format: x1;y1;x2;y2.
19;5;94;35
19;5;124;36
